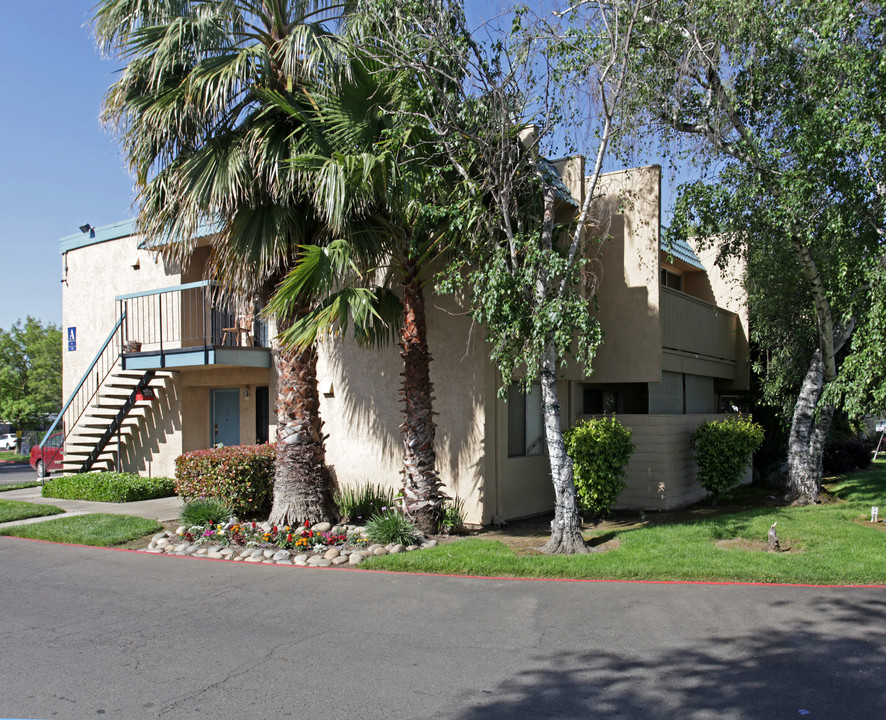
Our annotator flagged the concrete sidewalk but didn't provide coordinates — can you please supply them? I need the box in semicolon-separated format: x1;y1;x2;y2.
0;485;183;528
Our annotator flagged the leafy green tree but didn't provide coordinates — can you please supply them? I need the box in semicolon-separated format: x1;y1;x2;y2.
264;48;456;533
93;0;357;525
635;0;886;503
0;318;62;450
349;0;647;553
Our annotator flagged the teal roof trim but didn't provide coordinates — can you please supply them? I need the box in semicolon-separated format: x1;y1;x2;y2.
661;237;705;271
59;219;137;253
539;157;578;206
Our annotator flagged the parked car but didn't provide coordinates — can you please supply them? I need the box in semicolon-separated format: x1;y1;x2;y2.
0;433;17;451
30;433;63;479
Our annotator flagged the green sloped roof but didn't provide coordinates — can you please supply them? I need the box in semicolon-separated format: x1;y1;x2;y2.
661;236;705;270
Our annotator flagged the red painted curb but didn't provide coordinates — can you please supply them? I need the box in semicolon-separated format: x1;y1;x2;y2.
1;535;884;588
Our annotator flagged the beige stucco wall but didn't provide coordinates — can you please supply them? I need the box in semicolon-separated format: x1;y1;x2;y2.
586;165;662;384
62;235;182;399
688;238;750;391
315;289;490;526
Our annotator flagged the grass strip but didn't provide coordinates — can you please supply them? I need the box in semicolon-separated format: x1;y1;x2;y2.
0;482;40;492
0;513;162;546
363;501;886;585
0;499;65;524
0;451;29;463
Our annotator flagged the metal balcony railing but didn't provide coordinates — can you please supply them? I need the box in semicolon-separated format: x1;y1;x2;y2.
116;280;269;354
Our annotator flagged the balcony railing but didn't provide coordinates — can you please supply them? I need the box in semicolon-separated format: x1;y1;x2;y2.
660;287;738;363
116;281;269;355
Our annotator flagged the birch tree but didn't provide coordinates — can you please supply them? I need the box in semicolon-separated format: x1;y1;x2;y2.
635;0;886;503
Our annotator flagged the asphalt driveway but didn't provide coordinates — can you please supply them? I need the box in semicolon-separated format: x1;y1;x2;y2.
1;538;883;719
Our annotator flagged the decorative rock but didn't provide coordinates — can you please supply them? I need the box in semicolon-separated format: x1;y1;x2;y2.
422;539;438;549
152;532;169;542
220;548;235;557
195;548;208;556
273;550;291;562
312;522;332;533
373;547;389;556
294;553;309;563
233;556;244;562
245;556;263;563
323;548;340;560
262;549;276;559
260;522;272;533
207;552;224;559
174;543;189;553
406;545;419;551
348;553;364;565
332;556;349;565
294;558;308;566
307;555;325;566
276;559;293;565
145;548;163;554
313;558;333;567
390;544;406;554
250;548;266;558
156;538;170;549
207;545;222;554
331;525;346;535
175;526;186;535
368;544;383;552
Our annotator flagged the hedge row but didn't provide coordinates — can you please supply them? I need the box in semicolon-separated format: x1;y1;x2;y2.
42;472;176;503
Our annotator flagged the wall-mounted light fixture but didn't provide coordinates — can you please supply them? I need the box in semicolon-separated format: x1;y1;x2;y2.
79;223;96;238
243;387;250;399
131;258;141;270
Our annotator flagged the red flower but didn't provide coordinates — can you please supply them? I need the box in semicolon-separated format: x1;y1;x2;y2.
304;520;310;528
308;531;313;537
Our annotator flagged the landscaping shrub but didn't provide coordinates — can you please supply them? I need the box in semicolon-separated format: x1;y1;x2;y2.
333;482;396;523
823;440;872;475
42;472;176;503
439;496;467;534
692;416;764;496
364;509;420;546
564;417;635;517
175;444;274;516
180;497;234;527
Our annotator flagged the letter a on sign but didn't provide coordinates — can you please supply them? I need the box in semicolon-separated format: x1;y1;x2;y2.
67;327;76;352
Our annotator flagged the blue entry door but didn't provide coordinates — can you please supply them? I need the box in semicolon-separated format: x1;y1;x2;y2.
210;389;240;447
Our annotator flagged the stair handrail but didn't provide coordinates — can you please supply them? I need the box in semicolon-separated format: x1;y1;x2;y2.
40;313;126;450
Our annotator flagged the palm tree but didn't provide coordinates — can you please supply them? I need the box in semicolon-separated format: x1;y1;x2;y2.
265;57;454;533
94;0;355;524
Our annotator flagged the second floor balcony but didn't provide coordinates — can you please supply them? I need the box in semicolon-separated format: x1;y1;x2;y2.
659;286;744;378
116;281;272;370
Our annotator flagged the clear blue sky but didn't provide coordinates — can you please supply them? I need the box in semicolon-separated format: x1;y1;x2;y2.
0;1;673;333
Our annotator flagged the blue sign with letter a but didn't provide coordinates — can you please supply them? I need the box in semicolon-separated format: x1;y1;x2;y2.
67;327;76;352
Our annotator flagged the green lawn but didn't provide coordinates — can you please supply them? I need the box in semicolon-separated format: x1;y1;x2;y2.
0;513;162;546
0;451;29;463
0;482;40;492
0;499;65;524
362;462;886;585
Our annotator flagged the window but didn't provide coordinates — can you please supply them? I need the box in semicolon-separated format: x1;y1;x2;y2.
507;385;545;457
660;268;683;291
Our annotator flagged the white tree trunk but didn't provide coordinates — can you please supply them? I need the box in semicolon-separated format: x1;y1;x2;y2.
539;342;589;555
786;348;831;504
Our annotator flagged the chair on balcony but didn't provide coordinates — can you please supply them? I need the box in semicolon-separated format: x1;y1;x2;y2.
221;308;255;347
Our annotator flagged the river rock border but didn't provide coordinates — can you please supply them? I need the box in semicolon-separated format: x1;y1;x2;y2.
138;521;439;568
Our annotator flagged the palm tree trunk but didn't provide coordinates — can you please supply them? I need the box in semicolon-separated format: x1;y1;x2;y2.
399;266;444;534
268;324;336;526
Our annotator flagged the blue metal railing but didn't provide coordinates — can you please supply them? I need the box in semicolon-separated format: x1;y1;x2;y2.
40;313;126;453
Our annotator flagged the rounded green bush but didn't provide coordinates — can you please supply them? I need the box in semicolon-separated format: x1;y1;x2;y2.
175;444;274;516
564;417;634;517
692;416;764;495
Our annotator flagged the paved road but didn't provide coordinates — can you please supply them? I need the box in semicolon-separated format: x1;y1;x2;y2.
1;539;884;720
0;462;37;485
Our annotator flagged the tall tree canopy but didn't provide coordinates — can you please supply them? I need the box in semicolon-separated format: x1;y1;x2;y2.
637;0;886;502
0;318;62;445
94;0;356;524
